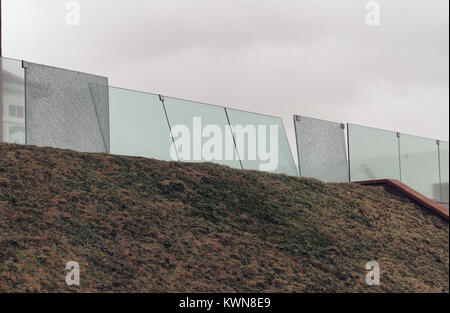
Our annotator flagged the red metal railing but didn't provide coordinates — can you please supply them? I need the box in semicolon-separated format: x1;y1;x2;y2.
356;179;449;221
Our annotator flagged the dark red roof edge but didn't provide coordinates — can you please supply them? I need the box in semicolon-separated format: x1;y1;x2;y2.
355;179;449;221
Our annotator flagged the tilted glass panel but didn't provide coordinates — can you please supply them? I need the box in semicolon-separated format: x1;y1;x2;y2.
163;97;242;169
439;141;448;204
1;57;25;145
109;87;175;161
226;109;297;176
25;63;109;153
399;134;440;201
294;115;348;182
348;124;401;182
89;82;110;153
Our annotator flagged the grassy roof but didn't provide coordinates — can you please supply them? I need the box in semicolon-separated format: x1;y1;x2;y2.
0;143;448;292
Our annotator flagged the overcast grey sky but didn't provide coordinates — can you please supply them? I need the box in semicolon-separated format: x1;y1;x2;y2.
3;0;449;162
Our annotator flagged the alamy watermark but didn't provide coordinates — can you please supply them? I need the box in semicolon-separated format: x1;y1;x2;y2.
365;1;380;26
65;261;80;286
65;1;80;26
65;1;379;27
365;261;380;286
170;117;280;171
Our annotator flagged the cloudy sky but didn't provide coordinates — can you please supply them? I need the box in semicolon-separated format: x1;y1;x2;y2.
3;0;449;162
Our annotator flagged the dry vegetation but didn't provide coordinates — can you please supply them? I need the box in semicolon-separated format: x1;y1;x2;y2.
0;143;448;293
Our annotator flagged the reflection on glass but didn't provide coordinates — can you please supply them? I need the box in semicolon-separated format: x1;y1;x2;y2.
1;57;25;144
226;108;297;176
163;97;242;169
400;134;440;201
439;141;449;203
348;124;401;182
109;87;175;161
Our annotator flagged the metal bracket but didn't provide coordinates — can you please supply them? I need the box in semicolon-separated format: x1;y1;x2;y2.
437;140;441;146
295;115;301;122
22;60;29;69
341;123;346;130
396;132;401;138
159;94;165;102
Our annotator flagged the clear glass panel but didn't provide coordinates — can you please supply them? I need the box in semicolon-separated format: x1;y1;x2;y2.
25;63;109;153
439;141;448;204
294;115;348;182
348;124;401;182
226;109;298;176
1;57;25;144
399;134;440;201
109;87;175;161
163;97;242;169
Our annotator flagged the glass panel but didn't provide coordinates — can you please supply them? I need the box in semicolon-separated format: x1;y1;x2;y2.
399;134;440;201
89;82;110;153
348;124;401;182
163;97;242;169
1;57;25;144
25;63;109;153
439;141;449;204
109;87;175;161
226;108;298;176
294;115;348;182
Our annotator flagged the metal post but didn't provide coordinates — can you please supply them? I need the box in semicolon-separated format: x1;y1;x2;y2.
1;0;3;57
0;0;3;142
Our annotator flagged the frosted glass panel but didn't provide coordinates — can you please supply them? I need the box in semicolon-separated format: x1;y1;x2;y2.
89;82;110;153
1;57;25;144
294;116;348;182
348;124;400;182
109;87;175;161
25;63;109;153
400;134;440;201
439;141;449;203
226;109;297;176
163;97;242;169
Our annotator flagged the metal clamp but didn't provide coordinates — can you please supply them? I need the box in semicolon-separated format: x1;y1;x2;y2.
22;60;29;69
159;94;165;102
